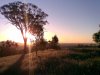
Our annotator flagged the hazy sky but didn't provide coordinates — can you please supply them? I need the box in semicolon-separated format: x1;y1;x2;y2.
0;0;100;43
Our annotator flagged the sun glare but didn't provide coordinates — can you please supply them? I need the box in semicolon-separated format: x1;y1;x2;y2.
26;32;35;44
4;25;35;44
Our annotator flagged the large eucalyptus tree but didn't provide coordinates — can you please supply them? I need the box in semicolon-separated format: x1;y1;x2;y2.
0;1;48;51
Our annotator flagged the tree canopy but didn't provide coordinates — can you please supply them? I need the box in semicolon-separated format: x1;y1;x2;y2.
52;35;59;44
93;31;100;47
0;1;48;51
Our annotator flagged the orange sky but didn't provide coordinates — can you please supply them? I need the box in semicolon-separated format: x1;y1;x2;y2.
0;24;93;43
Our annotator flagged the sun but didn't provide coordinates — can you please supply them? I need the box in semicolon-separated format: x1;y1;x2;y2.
5;26;35;44
26;32;35;44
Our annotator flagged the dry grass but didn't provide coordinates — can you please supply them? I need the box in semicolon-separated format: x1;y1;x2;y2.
0;49;71;73
0;55;21;72
0;49;100;75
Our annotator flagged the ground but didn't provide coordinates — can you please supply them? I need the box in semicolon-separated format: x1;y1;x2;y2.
0;49;100;75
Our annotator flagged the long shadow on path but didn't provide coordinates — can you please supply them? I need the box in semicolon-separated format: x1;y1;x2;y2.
0;53;27;75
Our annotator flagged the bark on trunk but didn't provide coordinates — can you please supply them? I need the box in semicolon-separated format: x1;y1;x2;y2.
24;37;27;53
36;50;38;56
20;29;27;53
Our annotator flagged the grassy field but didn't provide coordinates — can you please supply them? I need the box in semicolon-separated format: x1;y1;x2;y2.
0;48;100;75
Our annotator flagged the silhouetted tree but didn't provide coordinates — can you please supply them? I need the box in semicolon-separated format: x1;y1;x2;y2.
0;1;48;52
93;31;100;47
47;35;61;49
29;23;44;42
29;15;47;55
52;35;59;44
32;38;47;56
93;25;100;47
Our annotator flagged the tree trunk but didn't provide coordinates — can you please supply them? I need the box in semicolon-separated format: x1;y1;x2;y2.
24;37;27;53
20;30;27;53
36;50;37;56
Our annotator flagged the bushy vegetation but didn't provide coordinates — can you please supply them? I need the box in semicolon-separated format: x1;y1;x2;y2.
32;39;48;51
32;35;61;51
0;40;22;57
47;35;61;50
